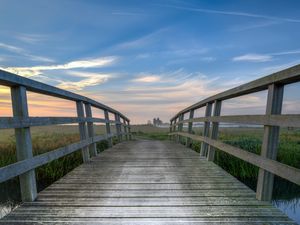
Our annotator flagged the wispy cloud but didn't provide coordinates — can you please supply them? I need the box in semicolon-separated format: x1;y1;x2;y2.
158;4;300;23
233;49;300;63
57;71;112;91
15;33;48;44
1;56;118;77
0;42;54;62
233;54;272;62
132;75;161;83
230;21;280;32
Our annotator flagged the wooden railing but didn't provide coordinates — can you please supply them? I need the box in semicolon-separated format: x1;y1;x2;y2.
169;64;300;201
0;69;131;202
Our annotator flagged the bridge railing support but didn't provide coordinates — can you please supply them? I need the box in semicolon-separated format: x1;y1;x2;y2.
168;64;300;202
0;69;130;202
11;86;37;202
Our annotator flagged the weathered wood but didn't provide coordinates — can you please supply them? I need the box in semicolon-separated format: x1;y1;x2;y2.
115;113;122;142
123;118;128;141
104;110;113;147
256;84;284;201
127;121;132;140
171;64;300;120
0;117;116;129
207;100;222;161
0;134;115;183
171;114;300;127
85;103;97;157
1;140;293;224
76;101;90;163
186;109;194;147
11;86;37;202
171;132;300;186
200;103;212;156
177;114;184;143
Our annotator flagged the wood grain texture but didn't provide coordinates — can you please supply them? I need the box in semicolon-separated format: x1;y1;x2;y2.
1;140;295;224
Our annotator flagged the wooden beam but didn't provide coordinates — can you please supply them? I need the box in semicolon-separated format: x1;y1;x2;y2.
186;109;194;147
85;103;97;157
207;100;222;161
256;84;284;201
115;113;122;142
76;101;90;163
171;114;300;127
104;110;113;147
171;64;300;120
170;132;300;186
0;134;116;183
200;103;212;157
11;86;37;202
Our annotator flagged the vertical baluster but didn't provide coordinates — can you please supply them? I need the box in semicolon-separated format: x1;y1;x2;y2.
207;100;222;161
85;103;97;157
123;118;128;141
127;120;132;140
256;84;284;201
177;114;184;143
115;113;121;142
186;109;194;147
11;86;37;202
104;110;113;147
76;101;90;163
169;120;173;140
200;103;213;157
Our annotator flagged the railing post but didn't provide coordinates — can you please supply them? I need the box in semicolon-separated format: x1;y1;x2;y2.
127;120;132;140
76;101;90;163
11;86;37;202
207;100;222;161
84;103;97;157
115;113;121;142
186;109;194;147
177;114;184;143
200;103;213;157
256;84;284;201
104;110;113;147
123;118;128;141
169;120;173;140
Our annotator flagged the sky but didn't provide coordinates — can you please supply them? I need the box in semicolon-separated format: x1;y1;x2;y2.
0;0;300;123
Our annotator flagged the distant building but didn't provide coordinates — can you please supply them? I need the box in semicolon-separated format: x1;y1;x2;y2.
153;117;163;127
147;120;152;125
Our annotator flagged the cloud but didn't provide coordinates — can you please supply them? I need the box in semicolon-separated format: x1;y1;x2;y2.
232;54;272;62
158;4;300;23
0;42;54;62
132;75;161;83
57;71;112;91
232;49;300;63
1;56;118;77
230;21;280;32
15;33;48;44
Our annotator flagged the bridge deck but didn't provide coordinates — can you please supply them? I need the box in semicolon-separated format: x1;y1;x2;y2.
1;140;295;224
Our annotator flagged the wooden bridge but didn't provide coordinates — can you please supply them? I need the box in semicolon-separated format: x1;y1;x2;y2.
0;65;300;224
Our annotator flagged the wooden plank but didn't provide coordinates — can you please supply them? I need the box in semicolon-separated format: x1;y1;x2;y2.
11;85;37;202
171;132;300;185
104;110;113;147
0;135;112;183
200;103;212;156
85;103;97;157
207;100;222;161
1;140;294;224
256;84;284;201
171;64;300;120
76;101;90;163
186;109;194;147
171;114;300;127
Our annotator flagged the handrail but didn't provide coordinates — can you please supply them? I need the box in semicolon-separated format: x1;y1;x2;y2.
171;64;300;120
169;64;300;202
0;69;131;202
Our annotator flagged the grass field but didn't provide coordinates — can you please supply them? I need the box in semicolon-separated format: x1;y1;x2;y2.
0;124;299;201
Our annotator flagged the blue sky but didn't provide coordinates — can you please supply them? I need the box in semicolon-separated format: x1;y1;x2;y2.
0;0;300;123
